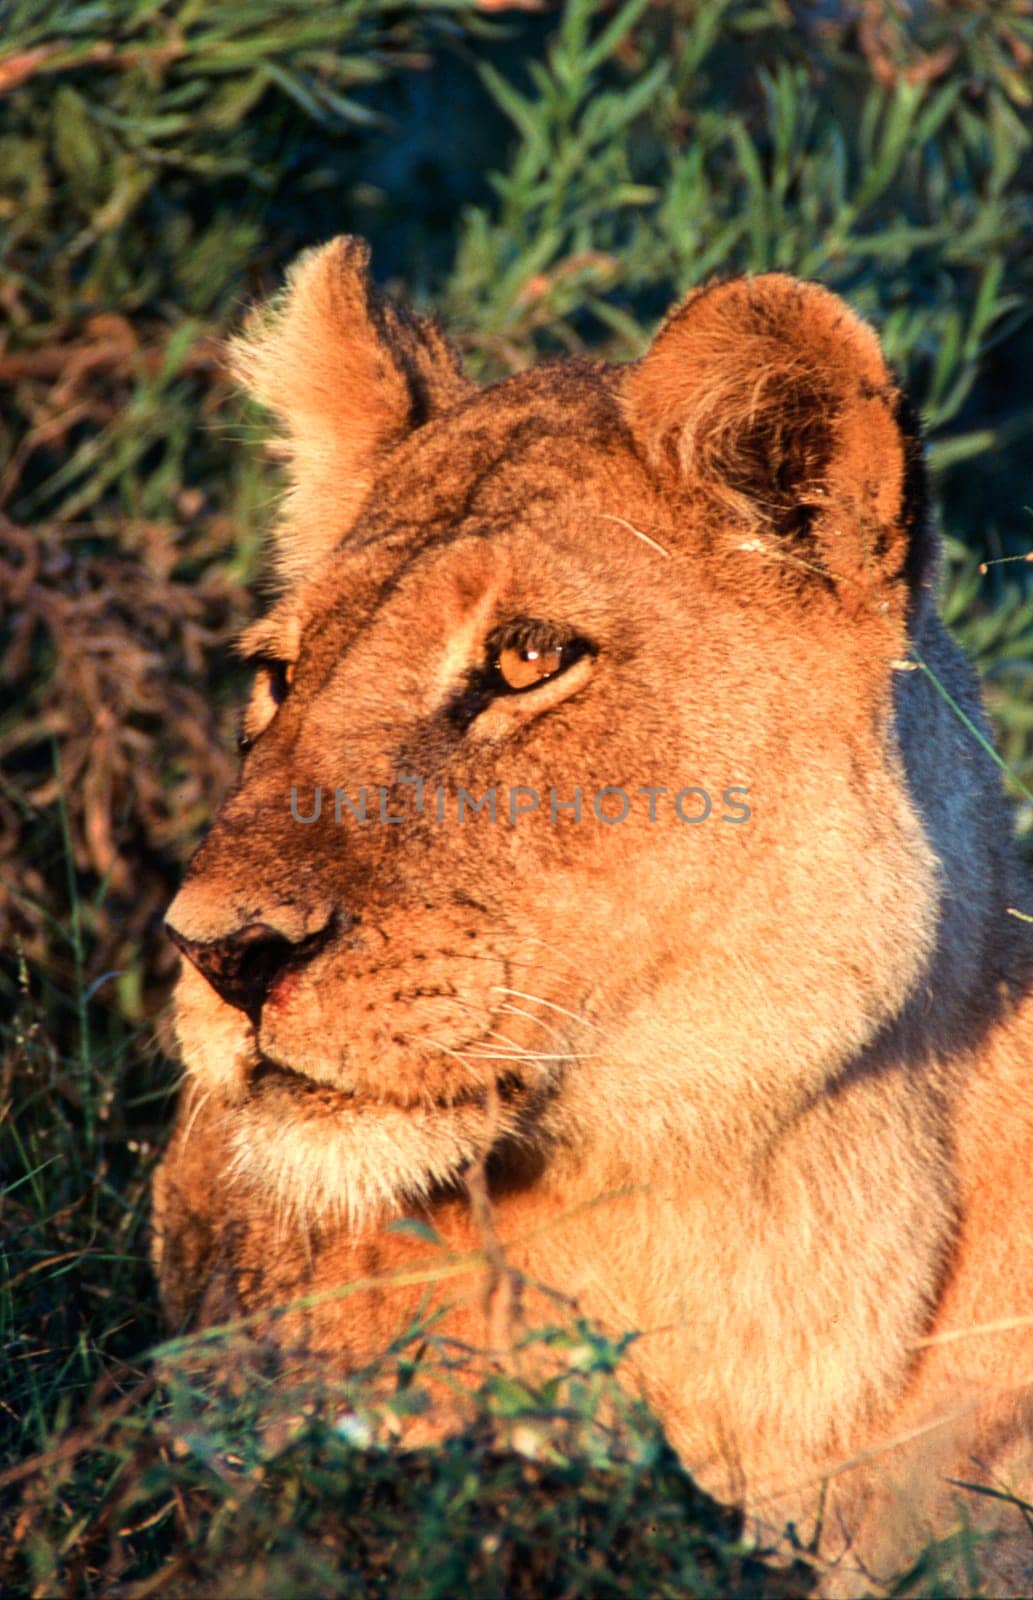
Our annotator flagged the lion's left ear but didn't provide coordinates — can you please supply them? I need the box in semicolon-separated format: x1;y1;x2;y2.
231;235;474;586
622;274;933;620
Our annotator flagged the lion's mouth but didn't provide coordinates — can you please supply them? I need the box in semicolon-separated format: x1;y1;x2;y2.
251;1054;354;1098
248;1052;527;1115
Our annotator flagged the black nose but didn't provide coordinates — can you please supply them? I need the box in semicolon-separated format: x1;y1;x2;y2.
167;921;301;1020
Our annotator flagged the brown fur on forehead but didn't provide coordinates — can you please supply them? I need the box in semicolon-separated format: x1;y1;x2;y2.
258;362;653;667
237;360;644;677
345;360;636;544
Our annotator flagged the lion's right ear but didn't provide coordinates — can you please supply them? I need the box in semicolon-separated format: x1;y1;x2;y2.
230;236;474;586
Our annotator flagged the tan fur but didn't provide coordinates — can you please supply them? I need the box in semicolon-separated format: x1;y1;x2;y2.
153;238;1033;1591
229;236;473;583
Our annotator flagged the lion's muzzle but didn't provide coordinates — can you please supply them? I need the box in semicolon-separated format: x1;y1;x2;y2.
165;904;339;1023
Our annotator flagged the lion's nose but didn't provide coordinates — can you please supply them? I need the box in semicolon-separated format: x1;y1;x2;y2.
166;921;301;1020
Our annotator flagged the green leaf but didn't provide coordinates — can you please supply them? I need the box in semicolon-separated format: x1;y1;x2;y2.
52;85;105;194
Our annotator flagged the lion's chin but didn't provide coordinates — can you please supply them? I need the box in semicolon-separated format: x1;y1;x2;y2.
224;1060;517;1232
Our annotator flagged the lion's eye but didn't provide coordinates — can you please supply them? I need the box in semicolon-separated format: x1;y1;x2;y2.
263;658;295;706
496;642;564;691
446;619;593;728
239;657;296;751
485;621;592;699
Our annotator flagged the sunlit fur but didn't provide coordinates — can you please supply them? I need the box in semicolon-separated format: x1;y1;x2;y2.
153;239;1033;1592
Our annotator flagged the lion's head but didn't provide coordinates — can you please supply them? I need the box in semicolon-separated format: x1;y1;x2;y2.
166;236;1003;1234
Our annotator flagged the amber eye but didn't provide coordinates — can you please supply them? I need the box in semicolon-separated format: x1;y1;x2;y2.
483;621;593;701
445;621;594;728
496;642;565;691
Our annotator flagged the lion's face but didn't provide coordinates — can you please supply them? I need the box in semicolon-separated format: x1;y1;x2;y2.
167;241;941;1226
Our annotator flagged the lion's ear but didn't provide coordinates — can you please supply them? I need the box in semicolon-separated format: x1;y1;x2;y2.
231;235;474;586
622;275;932;617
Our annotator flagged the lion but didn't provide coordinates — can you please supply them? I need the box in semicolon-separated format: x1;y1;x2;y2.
152;236;1033;1591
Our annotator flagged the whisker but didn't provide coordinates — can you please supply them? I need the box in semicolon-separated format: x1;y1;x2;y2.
493;986;597;1032
496;1000;569;1046
181;1087;212;1148
598;512;672;560
416;995;543;1052
427;1044;594;1063
419;1038;487;1079
483;1027;528;1050
438;948;585;991
480;1052;592;1063
516;933;596;980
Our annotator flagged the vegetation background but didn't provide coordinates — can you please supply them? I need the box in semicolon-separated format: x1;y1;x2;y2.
1;0;1032;1593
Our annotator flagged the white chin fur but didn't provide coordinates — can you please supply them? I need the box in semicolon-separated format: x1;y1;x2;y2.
225;1095;514;1233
